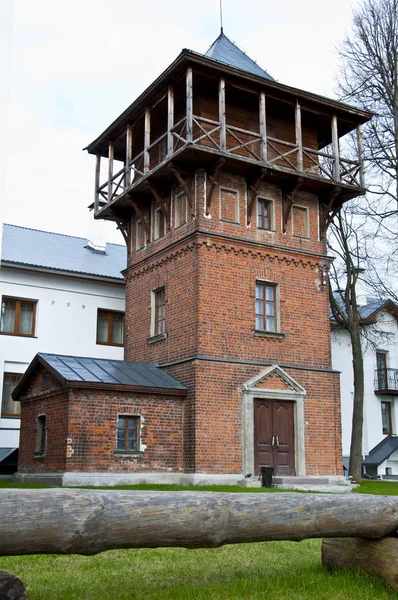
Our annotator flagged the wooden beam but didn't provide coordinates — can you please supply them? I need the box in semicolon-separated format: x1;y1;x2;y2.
128;198;151;242
125;125;133;188
246;170;266;226
259;91;267;162
1;490;398;555
167;84;174;156
322;537;398;593
144;107;151;172
219;78;226;151
94;155;101;213
281;177;303;233
319;186;341;240
206;159;225;215
115;220;130;253
186;67;193;143
331;115;340;181
295;100;303;171
357;123;365;188
108;141;114;203
170;164;194;216
147;181;171;231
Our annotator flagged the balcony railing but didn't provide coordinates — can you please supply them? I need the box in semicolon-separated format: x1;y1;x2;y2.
374;368;398;394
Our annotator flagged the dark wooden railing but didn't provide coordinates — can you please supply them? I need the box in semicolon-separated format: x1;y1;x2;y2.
374;368;398;394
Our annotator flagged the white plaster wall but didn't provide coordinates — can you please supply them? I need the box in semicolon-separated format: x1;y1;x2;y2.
331;310;398;458
0;266;125;448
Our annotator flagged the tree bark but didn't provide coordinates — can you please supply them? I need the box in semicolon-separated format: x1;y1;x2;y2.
0;490;398;556
0;569;30;600
322;537;398;592
348;318;365;482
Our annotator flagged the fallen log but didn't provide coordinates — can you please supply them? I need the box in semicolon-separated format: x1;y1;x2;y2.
1;490;398;556
322;537;398;592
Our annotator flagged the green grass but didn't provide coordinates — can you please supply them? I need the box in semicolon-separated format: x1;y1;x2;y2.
1;541;396;600
1;479;398;598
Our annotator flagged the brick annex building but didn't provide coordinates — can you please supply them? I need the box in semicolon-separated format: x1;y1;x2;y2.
14;33;371;486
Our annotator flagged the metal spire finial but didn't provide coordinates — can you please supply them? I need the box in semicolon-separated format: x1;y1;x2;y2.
220;0;223;33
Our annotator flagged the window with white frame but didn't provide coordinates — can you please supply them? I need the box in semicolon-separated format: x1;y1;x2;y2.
257;198;273;231
155;208;166;240
255;282;279;333
151;287;166;337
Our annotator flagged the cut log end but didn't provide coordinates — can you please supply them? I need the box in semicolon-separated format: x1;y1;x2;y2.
0;569;30;600
322;537;398;592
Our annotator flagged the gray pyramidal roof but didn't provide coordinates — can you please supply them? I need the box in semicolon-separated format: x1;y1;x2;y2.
363;435;398;466
13;353;187;401
205;31;275;81
2;224;126;281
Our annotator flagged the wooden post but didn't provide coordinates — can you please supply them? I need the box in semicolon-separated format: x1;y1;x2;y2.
259;91;267;162
357;123;365;188
108;141;114;202
331;115;340;181
186;67;193;143
144;107;151;173
219;77;226;151
94;154;101;212
295;100;303;172
125;125;133;188
167;84;174;156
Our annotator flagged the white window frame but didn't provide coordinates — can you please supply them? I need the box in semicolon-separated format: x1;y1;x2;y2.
154;207;165;240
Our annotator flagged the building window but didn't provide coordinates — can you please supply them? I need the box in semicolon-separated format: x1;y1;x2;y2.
1;373;22;417
97;310;124;346
136;219;145;250
1;297;36;337
220;188;239;224
35;415;46;454
292;205;309;238
155;208;166;240
175;193;187;228
117;416;140;451
255;282;278;332
257;198;273;231
381;401;392;435
151;287;166;337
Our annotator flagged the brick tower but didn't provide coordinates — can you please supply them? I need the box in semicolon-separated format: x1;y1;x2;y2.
86;33;371;482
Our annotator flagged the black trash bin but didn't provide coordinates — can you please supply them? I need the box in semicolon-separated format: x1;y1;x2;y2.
260;466;275;488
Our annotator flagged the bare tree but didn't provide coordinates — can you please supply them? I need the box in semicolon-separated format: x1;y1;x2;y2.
329;0;398;481
338;0;398;211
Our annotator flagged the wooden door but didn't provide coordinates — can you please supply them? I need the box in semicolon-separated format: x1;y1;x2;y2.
254;399;295;476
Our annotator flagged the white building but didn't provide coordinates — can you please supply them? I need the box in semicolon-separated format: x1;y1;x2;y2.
0;224;126;473
331;298;398;478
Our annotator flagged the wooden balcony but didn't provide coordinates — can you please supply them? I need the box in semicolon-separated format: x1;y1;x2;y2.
87;58;370;222
374;369;398;395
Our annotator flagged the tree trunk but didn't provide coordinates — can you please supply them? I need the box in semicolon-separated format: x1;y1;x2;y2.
322;537;398;592
0;490;398;556
0;569;30;600
348;323;365;482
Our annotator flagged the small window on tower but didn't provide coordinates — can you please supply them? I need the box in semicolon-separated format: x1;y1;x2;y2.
257;198;273;231
155;208;166;240
255;282;279;333
175;193;187;228
150;287;166;338
136;220;145;250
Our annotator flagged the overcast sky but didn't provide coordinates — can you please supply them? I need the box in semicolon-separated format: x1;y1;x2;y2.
1;0;360;246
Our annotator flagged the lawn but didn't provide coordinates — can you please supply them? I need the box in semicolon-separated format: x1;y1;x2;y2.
0;480;397;599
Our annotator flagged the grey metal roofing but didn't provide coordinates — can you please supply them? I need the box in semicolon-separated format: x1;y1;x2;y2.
363;435;398;466
0;448;18;463
39;353;186;390
2;224;126;281
330;294;396;322
205;32;275;81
